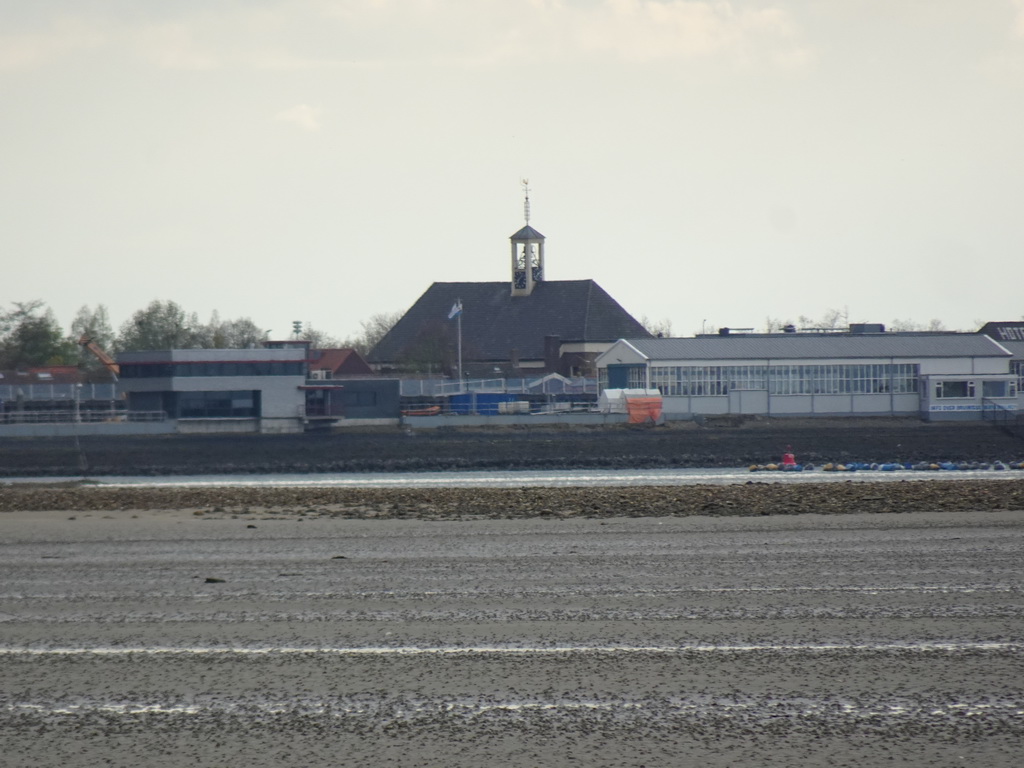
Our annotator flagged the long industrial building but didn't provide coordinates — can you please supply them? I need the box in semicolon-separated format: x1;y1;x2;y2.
597;326;1020;421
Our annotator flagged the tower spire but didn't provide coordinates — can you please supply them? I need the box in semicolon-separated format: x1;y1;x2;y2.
510;181;545;297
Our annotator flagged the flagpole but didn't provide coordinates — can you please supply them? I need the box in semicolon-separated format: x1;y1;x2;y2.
457;299;463;392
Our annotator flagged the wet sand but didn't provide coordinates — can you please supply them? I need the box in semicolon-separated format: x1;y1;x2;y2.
2;501;1023;767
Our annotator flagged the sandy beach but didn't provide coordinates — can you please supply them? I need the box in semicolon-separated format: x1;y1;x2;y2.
2;487;1023;767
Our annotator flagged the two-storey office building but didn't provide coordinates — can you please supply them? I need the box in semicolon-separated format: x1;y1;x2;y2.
118;348;309;433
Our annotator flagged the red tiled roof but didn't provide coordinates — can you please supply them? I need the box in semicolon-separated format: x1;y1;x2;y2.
308;348;374;375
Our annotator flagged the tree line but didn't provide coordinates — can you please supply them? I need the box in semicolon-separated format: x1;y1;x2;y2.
0;300;401;374
1;297;979;376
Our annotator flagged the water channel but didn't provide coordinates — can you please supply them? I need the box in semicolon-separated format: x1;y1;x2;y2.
6;465;1022;488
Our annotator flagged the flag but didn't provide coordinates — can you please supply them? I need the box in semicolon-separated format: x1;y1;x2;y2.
448;300;462;320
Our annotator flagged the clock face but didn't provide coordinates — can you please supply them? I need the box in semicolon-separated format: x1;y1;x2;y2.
532;266;543;282
514;270;527;289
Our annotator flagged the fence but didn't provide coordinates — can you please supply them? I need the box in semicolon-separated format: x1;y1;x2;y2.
0;383;118;402
399;376;598;398
0;410;166;425
400;398;597;417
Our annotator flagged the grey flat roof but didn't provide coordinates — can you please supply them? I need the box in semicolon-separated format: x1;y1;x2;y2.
119;348;307;363
623;333;1011;361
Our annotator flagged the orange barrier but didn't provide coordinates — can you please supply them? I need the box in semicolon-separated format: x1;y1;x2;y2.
625;396;662;424
401;405;442;417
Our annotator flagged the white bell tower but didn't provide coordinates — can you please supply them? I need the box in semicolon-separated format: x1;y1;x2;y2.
510;179;545;297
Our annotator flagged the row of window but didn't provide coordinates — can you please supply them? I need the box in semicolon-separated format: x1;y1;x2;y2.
935;380;1017;399
1014;361;1024;390
121;361;306;379
176;390;260;419
648;364;921;397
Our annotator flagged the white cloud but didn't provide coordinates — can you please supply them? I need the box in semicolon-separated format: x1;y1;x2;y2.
276;103;323;131
130;22;221;70
1013;0;1024;37
0;1;808;74
0;17;106;72
976;0;1024;79
570;0;800;63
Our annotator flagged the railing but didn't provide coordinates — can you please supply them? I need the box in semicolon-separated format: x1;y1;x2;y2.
399;377;598;397
400;399;598;417
433;378;507;396
0;383;117;401
125;411;169;422
982;398;1016;423
982;398;1022;436
0;410;165;425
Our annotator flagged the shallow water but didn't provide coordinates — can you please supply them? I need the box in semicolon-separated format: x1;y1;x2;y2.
6;465;1023;488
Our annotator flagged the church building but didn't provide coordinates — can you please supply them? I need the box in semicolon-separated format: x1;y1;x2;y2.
367;189;651;378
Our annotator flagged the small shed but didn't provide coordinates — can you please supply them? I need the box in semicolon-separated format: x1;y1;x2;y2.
598;388;664;423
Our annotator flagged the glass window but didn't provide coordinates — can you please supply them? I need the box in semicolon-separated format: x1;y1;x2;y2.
627;366;647;389
769;365;807;395
982;380;1010;398
343;391;377;407
728;365;767;391
176;390;260;418
650;366;677;396
936;380;974;399
892;364;919;394
125;360;307;378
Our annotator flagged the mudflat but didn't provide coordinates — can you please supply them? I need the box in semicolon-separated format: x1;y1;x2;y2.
2;500;1022;767
2;476;1024;517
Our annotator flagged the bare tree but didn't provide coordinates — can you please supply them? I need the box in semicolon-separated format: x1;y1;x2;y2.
890;318;948;332
639;315;674;338
341;311;403;355
197;311;267;348
302;323;342;349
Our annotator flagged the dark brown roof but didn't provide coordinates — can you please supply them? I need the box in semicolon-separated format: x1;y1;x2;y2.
308;348;374;376
367;279;651;364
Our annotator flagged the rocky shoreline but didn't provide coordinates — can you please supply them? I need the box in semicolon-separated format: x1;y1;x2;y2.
3;478;1024;518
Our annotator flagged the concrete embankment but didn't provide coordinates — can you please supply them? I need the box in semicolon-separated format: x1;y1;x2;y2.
1;419;1022;477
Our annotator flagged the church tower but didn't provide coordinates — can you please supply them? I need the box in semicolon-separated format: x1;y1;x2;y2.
510;180;545;296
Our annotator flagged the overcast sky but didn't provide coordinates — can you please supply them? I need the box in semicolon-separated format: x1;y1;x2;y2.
3;0;1023;341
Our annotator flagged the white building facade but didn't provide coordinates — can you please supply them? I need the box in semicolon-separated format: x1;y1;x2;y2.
597;332;1017;421
118;348;308;433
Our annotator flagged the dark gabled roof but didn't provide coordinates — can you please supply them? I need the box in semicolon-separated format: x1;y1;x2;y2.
510;225;545;241
979;321;1024;344
368;280;651;364
620;333;1012;361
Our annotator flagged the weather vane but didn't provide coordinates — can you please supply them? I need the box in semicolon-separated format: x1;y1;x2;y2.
521;178;531;224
